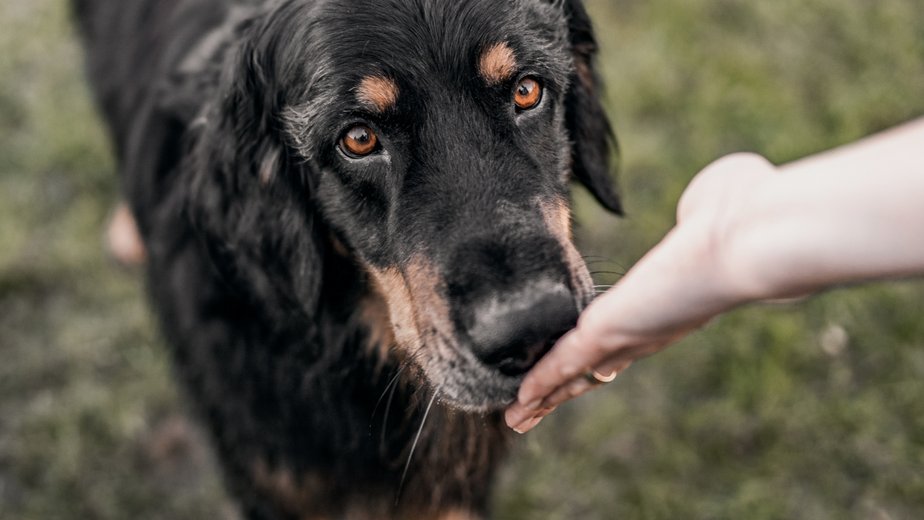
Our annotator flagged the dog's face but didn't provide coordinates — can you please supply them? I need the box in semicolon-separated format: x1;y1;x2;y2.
233;0;620;411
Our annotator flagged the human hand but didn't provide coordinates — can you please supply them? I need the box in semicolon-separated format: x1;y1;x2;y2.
506;153;781;433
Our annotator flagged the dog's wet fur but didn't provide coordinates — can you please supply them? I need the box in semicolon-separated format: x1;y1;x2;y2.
74;0;620;517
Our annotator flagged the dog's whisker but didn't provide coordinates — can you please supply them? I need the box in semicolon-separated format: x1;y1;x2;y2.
372;365;405;423
584;256;629;271
395;388;440;506
379;379;399;451
380;362;409;452
583;256;619;264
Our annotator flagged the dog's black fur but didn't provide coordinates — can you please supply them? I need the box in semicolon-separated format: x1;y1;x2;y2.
74;0;620;518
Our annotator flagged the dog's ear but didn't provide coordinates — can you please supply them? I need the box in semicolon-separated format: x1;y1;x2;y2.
562;0;623;215
185;12;324;319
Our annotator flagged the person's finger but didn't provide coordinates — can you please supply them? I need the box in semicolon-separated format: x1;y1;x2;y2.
505;399;535;429
508;361;630;433
535;347;646;411
508;341;674;432
509;322;701;430
506;391;560;428
538;373;596;410
511;415;544;434
510;406;556;434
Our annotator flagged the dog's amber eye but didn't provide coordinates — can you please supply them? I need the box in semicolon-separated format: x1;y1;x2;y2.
514;77;542;110
340;125;378;158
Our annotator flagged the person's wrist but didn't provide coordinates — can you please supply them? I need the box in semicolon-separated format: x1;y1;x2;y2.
715;171;797;303
678;215;750;315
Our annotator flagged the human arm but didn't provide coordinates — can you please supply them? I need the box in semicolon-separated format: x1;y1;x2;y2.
506;117;924;433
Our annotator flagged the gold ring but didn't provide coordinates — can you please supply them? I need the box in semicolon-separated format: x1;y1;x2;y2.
584;369;618;385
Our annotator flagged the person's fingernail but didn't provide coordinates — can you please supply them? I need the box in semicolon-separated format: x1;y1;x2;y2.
513;416;543;434
511;417;532;433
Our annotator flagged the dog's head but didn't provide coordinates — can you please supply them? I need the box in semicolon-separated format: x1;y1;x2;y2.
198;0;620;411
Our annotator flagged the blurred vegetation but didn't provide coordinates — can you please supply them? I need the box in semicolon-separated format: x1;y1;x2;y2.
1;0;922;519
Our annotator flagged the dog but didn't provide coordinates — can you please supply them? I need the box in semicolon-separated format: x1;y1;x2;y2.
74;0;621;518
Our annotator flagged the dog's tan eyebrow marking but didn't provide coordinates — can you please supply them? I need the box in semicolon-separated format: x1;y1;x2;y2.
356;75;399;112
478;42;517;85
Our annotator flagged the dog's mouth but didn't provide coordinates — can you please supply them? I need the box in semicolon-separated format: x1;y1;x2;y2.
416;321;573;412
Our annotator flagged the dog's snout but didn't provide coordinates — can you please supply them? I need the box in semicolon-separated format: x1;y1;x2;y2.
466;281;578;377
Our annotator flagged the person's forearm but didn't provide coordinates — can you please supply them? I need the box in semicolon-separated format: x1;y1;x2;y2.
724;118;924;301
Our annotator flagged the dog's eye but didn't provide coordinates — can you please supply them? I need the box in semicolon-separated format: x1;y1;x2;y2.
340;125;379;158
514;77;543;110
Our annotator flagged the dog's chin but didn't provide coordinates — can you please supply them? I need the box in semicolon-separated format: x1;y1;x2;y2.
438;375;521;413
418;342;525;413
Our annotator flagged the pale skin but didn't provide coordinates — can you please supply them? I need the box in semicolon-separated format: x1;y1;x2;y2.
506;117;924;433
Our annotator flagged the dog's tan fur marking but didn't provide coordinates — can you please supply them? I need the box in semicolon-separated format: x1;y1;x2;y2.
357;75;399;112
366;256;451;359
542;197;574;243
478;42;517;85
404;257;451;330
357;293;396;362
540;198;593;304
368;266;420;352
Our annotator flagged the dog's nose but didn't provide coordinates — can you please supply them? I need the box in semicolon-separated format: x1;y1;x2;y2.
466;281;578;377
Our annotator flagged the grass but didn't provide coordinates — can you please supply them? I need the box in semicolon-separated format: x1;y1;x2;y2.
1;0;923;519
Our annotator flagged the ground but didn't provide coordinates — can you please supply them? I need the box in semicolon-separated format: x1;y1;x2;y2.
1;1;923;519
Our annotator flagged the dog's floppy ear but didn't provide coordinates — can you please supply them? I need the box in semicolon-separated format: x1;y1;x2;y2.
562;0;623;215
185;10;323;319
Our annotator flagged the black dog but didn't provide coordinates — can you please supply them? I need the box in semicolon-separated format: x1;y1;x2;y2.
74;0;621;518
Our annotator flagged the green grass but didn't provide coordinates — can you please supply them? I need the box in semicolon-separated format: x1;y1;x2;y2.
1;1;923;519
